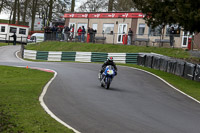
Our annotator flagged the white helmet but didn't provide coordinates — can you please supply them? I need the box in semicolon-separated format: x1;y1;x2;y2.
107;57;113;62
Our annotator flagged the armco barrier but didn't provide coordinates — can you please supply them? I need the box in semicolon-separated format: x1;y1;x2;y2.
36;51;48;60
126;53;138;64
48;52;62;61
91;52;108;62
24;50;138;64
61;52;76;61
75;52;92;62
109;53;126;64
24;50;37;60
194;64;200;82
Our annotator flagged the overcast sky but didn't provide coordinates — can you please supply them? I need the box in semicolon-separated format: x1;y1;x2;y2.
0;0;87;20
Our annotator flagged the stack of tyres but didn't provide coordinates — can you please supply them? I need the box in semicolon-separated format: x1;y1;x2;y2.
174;60;185;76
144;54;153;68
167;59;177;74
152;56;161;70
137;54;146;66
183;62;196;80
194;64;200;82
159;56;170;72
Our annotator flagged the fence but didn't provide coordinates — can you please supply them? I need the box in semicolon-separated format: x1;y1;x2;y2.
8;36;28;45
44;32;199;50
23;50;138;64
0;33;7;42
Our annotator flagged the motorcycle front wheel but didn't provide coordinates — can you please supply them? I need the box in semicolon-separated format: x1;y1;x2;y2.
105;77;111;89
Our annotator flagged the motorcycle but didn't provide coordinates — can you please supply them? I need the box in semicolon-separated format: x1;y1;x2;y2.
99;65;116;89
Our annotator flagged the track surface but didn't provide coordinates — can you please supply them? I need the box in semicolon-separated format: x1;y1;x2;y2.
1;45;200;133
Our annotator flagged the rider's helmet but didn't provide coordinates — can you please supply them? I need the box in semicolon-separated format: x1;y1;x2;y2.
107;57;113;62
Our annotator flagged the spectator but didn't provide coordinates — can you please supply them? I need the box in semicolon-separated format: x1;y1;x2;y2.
11;32;17;45
82;26;86;42
64;26;70;41
88;28;94;43
169;27;175;47
128;28;133;45
57;27;62;41
77;27;82;42
70;25;74;41
51;25;57;40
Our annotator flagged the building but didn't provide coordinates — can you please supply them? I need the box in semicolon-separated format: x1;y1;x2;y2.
0;23;29;43
64;12;199;49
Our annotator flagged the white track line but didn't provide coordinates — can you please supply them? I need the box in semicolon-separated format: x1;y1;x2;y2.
15;51;81;133
120;65;200;104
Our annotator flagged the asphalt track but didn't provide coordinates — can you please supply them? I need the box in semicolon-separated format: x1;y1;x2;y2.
1;45;200;133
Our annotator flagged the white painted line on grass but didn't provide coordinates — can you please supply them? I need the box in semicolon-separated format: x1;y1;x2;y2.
120;65;200;104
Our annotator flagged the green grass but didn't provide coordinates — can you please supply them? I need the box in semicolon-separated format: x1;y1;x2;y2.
26;41;191;59
0;43;9;46
121;64;200;101
0;66;73;133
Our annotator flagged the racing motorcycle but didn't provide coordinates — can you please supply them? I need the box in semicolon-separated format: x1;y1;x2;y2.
99;65;116;89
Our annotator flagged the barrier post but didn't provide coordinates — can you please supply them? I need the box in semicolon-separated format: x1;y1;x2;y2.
87;33;90;43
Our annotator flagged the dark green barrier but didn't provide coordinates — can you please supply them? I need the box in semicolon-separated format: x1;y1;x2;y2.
36;51;48;60
61;52;76;61
91;52;108;62
126;53;138;64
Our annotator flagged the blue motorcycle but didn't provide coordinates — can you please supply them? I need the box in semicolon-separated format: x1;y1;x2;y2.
99;65;116;89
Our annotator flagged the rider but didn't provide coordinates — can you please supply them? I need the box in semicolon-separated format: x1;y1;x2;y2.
99;57;117;78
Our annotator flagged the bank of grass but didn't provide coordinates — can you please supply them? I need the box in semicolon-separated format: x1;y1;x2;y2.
121;64;200;101
26;41;191;59
0;43;9;46
0;66;73;133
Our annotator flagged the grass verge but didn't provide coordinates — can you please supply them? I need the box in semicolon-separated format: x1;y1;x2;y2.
0;43;9;47
0;66;73;133
120;64;200;101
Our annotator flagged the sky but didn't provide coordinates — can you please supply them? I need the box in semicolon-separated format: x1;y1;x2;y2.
0;0;87;20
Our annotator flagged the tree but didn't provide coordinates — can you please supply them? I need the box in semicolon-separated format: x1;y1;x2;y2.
31;0;39;31
12;0;17;24
71;0;75;12
132;0;200;33
78;0;107;12
113;0;135;11
108;0;114;11
22;0;29;25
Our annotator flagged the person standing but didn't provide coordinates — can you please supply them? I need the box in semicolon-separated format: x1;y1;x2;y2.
81;26;86;42
11;33;17;45
70;25;74;41
64;26;70;41
169;27;175;47
77;27;82;42
128;28;133;45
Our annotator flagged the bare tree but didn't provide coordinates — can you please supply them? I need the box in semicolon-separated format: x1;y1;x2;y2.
108;0;114;11
78;0;107;12
12;0;17;24
71;0;75;12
